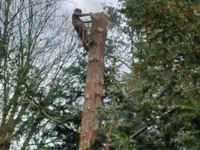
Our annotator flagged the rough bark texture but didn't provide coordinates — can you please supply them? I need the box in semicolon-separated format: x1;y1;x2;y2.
0;121;14;150
80;13;109;150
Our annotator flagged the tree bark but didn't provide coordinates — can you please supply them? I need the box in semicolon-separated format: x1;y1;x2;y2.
79;13;109;150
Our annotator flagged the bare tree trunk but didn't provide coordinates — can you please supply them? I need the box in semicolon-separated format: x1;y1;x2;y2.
79;13;109;150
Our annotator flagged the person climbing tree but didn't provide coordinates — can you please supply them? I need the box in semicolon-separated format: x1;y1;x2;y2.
72;8;92;49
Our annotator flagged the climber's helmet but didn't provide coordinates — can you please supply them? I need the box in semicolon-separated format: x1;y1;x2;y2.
74;8;82;13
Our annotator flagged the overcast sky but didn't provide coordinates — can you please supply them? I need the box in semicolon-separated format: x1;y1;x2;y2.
62;0;118;14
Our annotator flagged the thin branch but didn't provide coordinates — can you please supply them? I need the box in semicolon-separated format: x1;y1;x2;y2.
106;113;117;150
24;88;62;124
130;107;180;139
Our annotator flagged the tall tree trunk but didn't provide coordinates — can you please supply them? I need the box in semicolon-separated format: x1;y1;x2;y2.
79;13;109;150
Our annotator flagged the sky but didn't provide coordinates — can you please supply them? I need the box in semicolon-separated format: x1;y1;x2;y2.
74;0;118;12
63;0;118;14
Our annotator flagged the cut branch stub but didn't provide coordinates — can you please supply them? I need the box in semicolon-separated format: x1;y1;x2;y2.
97;27;103;33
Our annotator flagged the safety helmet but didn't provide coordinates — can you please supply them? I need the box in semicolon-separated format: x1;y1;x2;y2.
74;8;82;13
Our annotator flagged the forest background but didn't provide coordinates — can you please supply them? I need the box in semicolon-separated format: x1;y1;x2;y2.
0;0;200;150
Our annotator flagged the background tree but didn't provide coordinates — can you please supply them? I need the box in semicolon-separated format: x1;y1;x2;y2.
0;0;84;149
102;0;200;149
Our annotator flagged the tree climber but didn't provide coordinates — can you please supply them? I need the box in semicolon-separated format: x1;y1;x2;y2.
72;8;92;49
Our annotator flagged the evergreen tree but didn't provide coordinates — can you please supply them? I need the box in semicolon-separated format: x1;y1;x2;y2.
112;0;200;149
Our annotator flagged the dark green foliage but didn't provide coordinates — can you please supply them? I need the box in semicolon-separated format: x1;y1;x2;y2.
114;0;200;149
